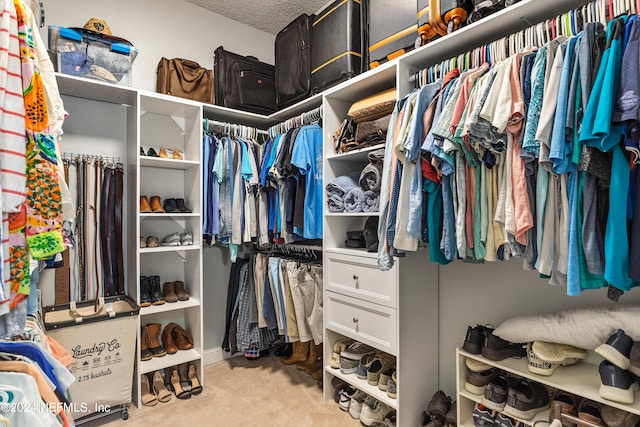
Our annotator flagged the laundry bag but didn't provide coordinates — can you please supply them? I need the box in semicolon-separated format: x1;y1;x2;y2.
44;295;139;420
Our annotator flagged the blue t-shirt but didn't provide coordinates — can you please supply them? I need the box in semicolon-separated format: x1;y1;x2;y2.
291;124;323;239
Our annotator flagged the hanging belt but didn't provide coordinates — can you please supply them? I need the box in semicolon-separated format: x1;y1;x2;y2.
90;160;100;308
100;167;115;296
114;165;124;294
76;158;86;300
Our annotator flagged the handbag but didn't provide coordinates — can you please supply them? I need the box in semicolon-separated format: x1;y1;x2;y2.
156;57;213;103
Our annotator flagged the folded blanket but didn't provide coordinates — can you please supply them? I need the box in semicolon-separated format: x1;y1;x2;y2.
344;187;365;213
327;194;345;213
363;190;380;212
367;148;386;167
359;162;382;191
326;172;361;199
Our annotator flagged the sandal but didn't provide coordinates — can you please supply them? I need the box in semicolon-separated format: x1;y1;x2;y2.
152;370;172;403
141;373;158;406
172;149;184;160
188;362;203;395
168;366;191;399
178;363;192;395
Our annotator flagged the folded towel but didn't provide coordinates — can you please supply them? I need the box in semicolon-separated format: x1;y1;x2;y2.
359;162;382;191
367;148;386;166
327;194;345;213
326;172;361;198
363;190;380;212
344;187;365;213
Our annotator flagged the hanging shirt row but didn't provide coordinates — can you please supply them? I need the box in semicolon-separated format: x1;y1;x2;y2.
202;123;323;257
377;12;640;297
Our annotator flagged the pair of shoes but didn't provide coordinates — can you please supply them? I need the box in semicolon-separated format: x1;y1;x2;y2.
296;341;321;375
502;377;550;420
482;329;526;361
340;341;375;374
330;337;354;369
163;198;192;213
158;147;184;160
164;362;199;399
348;390;367;419
144;147;160;157
140;195;165;213
337;384;357;411
428;390;453;426
356;352;395;386
527;342;585;376
140;275;164;306
595;330;638;404
160;232;193;246
161;322;194;354
463;324;495;354
141;323;166;358
281;341;310;365
162;281;189;303
140;373;158;406
473;403;524;427
142;236;159;248
146;371;172;403
465;357;495;394
360;396;391;426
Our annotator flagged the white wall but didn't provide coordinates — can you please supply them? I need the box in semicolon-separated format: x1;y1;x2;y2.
41;0;276;92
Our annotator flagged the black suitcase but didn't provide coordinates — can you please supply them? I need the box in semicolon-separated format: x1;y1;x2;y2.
275;14;314;109
213;46;277;115
417;0;473;45
368;0;418;68
310;0;368;94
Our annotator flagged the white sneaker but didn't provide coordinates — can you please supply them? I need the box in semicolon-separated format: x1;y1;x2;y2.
348;390;366;419
331;338;354;369
360;397;389;426
338;385;356;412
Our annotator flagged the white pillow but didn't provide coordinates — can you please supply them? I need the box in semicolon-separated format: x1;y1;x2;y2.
493;305;640;350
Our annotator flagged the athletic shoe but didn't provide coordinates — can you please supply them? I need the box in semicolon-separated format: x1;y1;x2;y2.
368;354;395;386
383;409;397;427
481;331;526;361
360;397;389;426
503;378;550;420
598;360;635;404
463;324;495;354
482;372;511;411
386;370;397;399
378;366;396;392
338;384;356;411
445;400;457;427
340;355;360;375
494;412;522;427
465;357;494;394
527;342;560;376
629;341;640;376
340;341;376;360
348;390;367;419
532;341;587;363
472;403;496;427
356;354;380;380
428;390;452;418
331;337;354;369
595;329;633;371
601;404;640;427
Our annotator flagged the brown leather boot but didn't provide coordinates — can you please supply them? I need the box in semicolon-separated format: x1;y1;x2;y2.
145;323;166;357
281;341;310;365
163;282;178;303
303;343;323;375
172;324;194;350
150;196;164;213
162;323;178;354
140;196;152;213
173;281;190;301
140;327;152;361
297;340;318;372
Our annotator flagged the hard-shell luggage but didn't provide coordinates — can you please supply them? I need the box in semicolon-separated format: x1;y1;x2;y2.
275;14;314;109
214;46;277;115
417;0;473;45
368;0;418;68
310;0;368;94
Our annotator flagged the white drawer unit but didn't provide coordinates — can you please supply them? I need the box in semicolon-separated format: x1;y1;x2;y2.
325;250;397;308
325;291;397;355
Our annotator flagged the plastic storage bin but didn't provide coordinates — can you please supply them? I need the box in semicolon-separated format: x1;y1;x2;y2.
48;26;138;86
44;295;139;423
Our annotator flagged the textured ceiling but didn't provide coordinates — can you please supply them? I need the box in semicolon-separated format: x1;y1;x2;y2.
185;0;330;35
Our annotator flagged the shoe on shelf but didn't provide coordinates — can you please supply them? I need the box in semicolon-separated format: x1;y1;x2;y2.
601;404;640;427
163;198;180;213
331;337;354;369
340;341;376;360
172;148;184;160
148;275;164;305
163;281;178;303
159;147;171;158
140;236;147;248
140;146;146;156
144;323;166;357
481;372;511;411
340;354;360;375
140;326;152;361
428;390;452;419
472;403;496;427
577;399;604;426
481;330;526;361
161;232;181;246
550;389;580;427
356;353;380;380
188;362;203;395
386;370;397;399
338;384;356;411
173;280;190;301
172;323;194;351
383;409;397;427
378;366;396;392
494;412;522;427
595;329;633;371
140;195;152;213
176;198;192;213
180;232;194;245
348;390;367;419
166;366;191;399
503;378;550;420
629;341;640;376
150;195;164;213
152;370;172;403
463;324;494;354
146;236;159;248
532;341;587;364
360;397;389;426
465;357;494;394
147;147;160;157
139;276;151;308
162;323;178;355
527;342;560;376
367;353;395;386
140;373;158;406
598;360;635;404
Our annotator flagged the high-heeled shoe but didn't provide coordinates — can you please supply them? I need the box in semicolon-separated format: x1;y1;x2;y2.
177;362;192;395
168;366;191;399
152;370;172;403
141;373;158;406
188;362;203;395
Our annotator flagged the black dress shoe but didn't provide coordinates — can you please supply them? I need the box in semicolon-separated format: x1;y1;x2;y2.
175;198;192;213
163;198;180;213
147;147;160;157
275;343;293;357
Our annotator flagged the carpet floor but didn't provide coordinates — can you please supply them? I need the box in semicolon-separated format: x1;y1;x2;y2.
80;353;363;426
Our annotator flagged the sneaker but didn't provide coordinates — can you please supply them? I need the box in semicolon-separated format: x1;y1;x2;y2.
481;331;526;361
331;377;348;403
378;366;396;391
386;370;397;399
550;389;580;427
348;390;367;419
331;338;354;369
445;400;457;427
473;403;496;427
503;378;550;420
465;357;494;394
338;385;356;411
160;232;181;246
464;324;494;354
356;354;380;380
527;342;560;376
494;412;522;427
180;232;193;245
428;390;452;418
532;341;587;363
481;372;510;411
601;404;640;427
598;360;635;404
340;355;360;375
383;409;397;427
629;341;640;376
360;397;388;426
368;354;395;386
341;341;376;360
595;329;633;371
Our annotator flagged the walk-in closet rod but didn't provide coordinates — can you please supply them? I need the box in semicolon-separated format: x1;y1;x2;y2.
204;118;269;138
62;152;121;165
263;243;323;259
408;0;635;86
268;106;322;138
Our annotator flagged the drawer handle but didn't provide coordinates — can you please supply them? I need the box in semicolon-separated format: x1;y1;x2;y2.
352;317;359;323
353;275;359;280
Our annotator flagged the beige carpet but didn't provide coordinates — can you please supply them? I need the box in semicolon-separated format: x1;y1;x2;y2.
81;353;362;426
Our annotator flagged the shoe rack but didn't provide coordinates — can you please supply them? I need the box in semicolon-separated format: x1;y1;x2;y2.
133;92;203;407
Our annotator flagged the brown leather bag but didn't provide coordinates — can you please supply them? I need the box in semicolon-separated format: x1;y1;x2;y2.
156;57;213;103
